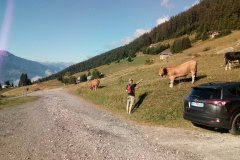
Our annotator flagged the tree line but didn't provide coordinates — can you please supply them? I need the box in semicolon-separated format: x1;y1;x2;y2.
40;0;240;82
57;68;101;84
1;73;32;88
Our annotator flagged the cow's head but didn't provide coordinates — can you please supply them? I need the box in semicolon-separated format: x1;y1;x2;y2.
90;86;93;90
159;67;167;77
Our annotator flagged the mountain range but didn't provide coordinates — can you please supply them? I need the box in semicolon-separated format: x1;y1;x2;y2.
0;50;74;85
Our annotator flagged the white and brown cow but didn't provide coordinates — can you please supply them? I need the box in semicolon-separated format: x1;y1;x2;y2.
159;59;197;88
90;79;100;91
224;52;240;70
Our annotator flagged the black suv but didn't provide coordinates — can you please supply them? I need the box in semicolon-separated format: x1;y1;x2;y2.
183;81;240;135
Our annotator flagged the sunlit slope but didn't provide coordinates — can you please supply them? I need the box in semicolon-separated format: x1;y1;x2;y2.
71;31;240;127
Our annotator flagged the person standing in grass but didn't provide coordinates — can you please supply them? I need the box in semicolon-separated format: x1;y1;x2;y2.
126;78;143;114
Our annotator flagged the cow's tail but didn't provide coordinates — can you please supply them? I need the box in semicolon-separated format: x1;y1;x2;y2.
223;56;229;68
223;57;226;67
195;64;197;78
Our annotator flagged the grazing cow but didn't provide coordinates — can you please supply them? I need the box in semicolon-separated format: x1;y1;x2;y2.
90;79;100;90
159;59;197;88
224;52;240;70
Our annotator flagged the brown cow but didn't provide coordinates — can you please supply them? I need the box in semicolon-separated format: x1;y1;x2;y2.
159;59;197;88
90;79;100;90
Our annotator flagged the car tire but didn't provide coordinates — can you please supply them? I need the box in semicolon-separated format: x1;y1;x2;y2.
229;113;240;135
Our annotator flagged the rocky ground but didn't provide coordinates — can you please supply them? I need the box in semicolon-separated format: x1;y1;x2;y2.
0;88;239;160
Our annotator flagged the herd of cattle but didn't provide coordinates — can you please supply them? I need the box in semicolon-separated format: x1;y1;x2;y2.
89;52;240;89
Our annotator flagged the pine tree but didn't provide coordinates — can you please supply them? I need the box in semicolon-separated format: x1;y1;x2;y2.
171;37;191;53
57;75;63;82
80;74;87;82
18;73;32;87
4;80;10;85
68;76;76;84
92;69;100;79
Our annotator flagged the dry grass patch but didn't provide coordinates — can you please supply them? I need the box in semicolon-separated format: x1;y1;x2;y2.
1;79;65;98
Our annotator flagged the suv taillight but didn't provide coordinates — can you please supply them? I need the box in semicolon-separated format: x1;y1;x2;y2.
205;100;229;105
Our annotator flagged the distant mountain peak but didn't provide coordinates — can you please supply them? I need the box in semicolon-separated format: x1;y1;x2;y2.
0;51;70;85
0;50;9;56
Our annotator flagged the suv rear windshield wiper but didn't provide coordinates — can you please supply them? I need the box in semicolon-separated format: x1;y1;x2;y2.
190;95;199;98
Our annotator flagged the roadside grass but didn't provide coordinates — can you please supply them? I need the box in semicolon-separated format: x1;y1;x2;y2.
0;79;63;109
72;31;240;128
0;96;39;110
0;88;15;100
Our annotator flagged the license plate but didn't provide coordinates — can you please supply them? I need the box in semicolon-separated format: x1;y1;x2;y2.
191;102;204;107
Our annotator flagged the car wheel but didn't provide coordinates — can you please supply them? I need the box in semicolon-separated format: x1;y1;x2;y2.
229;113;240;135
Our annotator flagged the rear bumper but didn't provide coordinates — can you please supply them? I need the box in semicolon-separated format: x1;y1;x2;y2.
183;111;231;129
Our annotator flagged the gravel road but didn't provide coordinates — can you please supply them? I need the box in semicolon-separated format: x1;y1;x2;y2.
0;88;239;160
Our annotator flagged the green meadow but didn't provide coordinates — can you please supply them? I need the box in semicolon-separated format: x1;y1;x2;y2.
0;96;39;110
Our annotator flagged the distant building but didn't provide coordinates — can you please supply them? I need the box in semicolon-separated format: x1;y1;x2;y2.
2;85;11;89
211;31;220;38
87;76;91;81
160;53;173;60
149;44;157;48
76;77;80;84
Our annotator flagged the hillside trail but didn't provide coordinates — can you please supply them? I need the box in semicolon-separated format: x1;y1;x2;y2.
0;88;239;160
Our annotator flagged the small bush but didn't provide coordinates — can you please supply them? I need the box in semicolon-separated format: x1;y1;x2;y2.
193;53;200;57
203;47;211;52
92;69;100;79
127;57;133;62
69;76;76;84
145;59;154;65
80;74;87;82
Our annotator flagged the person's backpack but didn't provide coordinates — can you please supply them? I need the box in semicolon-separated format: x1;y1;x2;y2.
127;84;134;94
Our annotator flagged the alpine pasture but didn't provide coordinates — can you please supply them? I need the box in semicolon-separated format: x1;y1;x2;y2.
2;31;240;129
71;31;240;128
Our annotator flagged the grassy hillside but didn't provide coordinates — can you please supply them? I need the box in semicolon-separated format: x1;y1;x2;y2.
70;31;240;128
2;31;240;129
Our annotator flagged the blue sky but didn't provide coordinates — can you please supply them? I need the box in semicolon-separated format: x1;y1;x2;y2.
0;0;199;63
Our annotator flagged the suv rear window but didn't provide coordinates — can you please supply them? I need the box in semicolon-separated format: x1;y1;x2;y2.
189;88;221;99
227;86;240;96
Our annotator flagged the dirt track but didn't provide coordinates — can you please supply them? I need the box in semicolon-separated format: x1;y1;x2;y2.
0;88;239;160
